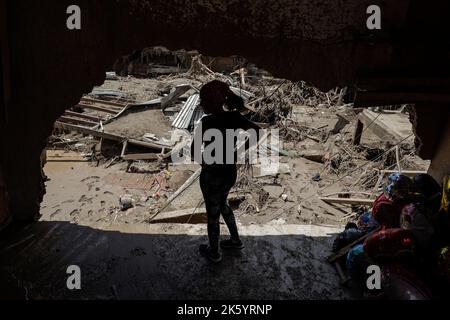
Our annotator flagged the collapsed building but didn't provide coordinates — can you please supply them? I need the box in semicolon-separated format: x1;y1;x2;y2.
113;47;247;77
0;0;449;299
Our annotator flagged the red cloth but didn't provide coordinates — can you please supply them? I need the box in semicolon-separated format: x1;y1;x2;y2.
364;228;414;260
372;194;402;228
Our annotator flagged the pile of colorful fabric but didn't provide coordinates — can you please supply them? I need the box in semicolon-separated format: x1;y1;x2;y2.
332;173;450;299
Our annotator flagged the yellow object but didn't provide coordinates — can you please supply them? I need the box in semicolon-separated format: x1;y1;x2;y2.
441;175;450;212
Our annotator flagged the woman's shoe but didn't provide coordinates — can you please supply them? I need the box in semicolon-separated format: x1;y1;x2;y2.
199;244;222;263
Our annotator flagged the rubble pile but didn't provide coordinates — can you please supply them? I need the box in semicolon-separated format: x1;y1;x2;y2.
48;54;427;216
42;51;447;299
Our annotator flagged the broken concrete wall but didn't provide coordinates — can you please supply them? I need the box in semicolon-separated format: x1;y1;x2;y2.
0;0;449;224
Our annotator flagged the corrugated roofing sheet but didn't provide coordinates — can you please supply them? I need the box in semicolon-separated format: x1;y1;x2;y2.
172;94;201;130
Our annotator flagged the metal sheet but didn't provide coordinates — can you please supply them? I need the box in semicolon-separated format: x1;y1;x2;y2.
172;94;200;130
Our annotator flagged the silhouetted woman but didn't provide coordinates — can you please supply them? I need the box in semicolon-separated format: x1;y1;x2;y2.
191;80;261;263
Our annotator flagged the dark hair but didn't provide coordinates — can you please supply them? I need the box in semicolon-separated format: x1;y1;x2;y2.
199;80;244;114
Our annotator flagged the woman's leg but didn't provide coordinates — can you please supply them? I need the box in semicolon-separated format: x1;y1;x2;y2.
206;199;221;253
221;200;240;242
200;169;222;253
220;166;240;242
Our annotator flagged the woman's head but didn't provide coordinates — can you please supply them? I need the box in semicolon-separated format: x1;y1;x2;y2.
199;80;244;114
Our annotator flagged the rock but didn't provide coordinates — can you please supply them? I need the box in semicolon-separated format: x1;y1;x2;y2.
119;195;134;211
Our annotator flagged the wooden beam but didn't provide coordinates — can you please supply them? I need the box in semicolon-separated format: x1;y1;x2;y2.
58;116;98;127
64;111;104;122
55;121;125;141
319;197;375;205
76;103;118;114
81;97;127;108
151;168;202;219
120;140;128;157
54;122;170;152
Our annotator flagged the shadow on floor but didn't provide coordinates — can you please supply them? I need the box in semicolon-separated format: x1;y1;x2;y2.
0;220;350;300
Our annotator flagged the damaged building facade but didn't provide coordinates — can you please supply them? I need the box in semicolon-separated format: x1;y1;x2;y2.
0;0;449;234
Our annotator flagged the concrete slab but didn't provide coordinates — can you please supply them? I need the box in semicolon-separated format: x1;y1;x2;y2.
0;221;351;300
359;110;414;142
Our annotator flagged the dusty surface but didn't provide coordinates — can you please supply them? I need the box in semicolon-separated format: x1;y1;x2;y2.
0;221;350;300
41;150;201;225
104;109;173;140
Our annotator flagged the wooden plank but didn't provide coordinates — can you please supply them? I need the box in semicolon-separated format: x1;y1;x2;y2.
54;122;170;152
122;153;159;161
151;168;202;219
76;103;118;114
58;116;98;127
120;140;128;157
55;121;125;141
81;96;127;108
381;170;427;177
319;197;375;205
64;111;104;122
